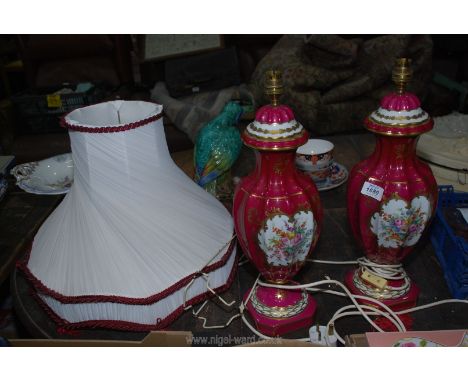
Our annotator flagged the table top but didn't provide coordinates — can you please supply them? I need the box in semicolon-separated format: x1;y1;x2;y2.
6;132;468;343
0;189;61;286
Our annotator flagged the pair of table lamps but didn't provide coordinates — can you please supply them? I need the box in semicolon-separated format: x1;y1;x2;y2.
21;58;437;336
233;59;438;336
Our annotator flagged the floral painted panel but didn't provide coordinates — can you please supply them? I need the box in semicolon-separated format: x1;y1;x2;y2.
258;211;315;267
370;196;431;248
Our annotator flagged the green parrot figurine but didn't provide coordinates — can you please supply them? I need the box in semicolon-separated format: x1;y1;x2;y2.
194;101;244;199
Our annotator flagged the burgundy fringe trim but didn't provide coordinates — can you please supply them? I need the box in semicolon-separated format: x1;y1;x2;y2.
27;252;238;332
60;106;163;133
17;239;235;305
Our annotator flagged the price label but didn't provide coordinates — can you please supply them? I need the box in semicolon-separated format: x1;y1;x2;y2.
47;94;62;108
361;181;384;201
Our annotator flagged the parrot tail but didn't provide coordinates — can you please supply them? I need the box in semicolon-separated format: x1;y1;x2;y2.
197;171;221;187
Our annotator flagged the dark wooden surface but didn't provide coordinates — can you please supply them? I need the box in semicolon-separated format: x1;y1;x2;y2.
0;184;62;286
7;132;468;344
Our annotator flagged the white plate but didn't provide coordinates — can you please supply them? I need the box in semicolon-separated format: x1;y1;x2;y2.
11;153;73;195
299;161;348;192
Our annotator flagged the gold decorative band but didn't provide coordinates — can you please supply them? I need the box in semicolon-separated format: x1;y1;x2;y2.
368;116;430;128
244;130;304;143
240;187;309;199
365;126;432;137
247;121;301;135
373;110;427;121
250;287;309;319
356;170;425;183
243;141;306;151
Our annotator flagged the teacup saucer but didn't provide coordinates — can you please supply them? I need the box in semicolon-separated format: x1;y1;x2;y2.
10;153;73;195
300;162;348;191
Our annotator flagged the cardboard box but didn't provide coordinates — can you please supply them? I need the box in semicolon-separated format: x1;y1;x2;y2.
345;333;370;347
345;329;467;347
5;331;320;347
7;331;193;347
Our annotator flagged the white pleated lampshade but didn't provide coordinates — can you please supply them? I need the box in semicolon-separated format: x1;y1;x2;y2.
20;100;237;331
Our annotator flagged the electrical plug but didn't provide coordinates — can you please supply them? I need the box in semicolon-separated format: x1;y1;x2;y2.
309;323;337;347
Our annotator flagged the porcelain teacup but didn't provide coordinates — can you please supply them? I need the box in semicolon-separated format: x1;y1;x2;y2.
296;139;334;183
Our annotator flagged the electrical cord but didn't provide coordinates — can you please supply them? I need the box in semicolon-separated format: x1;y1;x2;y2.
182;235;240;329
327;305;403;344
310;257;410;292
183;253;468;345
256;277;406;338
325;299;468;345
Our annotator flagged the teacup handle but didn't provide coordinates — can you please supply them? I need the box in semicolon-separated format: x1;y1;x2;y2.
10;163;37;182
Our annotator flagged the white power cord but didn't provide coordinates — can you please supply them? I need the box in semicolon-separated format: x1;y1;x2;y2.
182;252;468;345
256;277;407;340
182;235;240;329
235;275;405;343
242;276;467;345
237;254;250;267
325;299;468;345
190;272;240;330
310;257;410;293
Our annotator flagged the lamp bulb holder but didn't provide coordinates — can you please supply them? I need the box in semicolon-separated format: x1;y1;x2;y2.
392;58;413;95
264;69;283;106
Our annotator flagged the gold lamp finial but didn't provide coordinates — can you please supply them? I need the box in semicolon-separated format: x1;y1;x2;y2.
392;58;412;95
264;70;283;106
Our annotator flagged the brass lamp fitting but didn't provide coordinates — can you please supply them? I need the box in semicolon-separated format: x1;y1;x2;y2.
392;58;412;95
264;70;283;106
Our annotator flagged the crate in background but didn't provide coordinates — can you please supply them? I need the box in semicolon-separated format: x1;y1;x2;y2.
430;185;468;299
11;83;105;134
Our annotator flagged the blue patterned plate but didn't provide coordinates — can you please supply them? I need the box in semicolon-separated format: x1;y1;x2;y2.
301;162;348;192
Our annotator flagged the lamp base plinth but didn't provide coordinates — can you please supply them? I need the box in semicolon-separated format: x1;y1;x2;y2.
344;268;419;312
244;285;316;337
